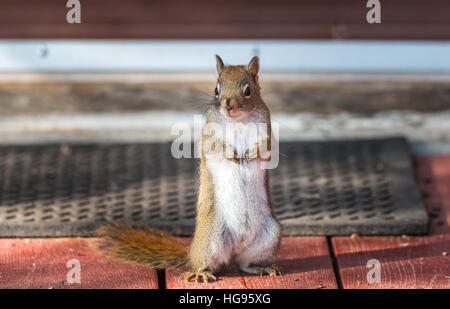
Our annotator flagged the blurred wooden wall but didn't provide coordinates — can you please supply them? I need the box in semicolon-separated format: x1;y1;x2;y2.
0;0;449;39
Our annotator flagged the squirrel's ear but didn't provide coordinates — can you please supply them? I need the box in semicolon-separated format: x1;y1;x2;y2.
248;56;259;76
215;55;225;74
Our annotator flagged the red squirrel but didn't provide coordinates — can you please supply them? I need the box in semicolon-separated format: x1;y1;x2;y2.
97;55;282;283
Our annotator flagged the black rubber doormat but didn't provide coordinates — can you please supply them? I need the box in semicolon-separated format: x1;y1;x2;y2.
0;137;428;237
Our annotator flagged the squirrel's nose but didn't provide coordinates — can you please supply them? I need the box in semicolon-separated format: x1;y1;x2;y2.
224;98;234;110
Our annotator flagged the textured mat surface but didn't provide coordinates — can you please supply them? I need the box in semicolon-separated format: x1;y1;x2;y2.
0;137;428;237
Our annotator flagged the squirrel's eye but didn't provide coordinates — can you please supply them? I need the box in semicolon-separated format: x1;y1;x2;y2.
214;85;219;96
243;84;251;98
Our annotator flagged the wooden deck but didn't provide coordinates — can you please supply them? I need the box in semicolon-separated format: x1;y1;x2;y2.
0;155;448;289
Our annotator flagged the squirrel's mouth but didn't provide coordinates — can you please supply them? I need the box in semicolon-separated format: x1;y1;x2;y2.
227;110;241;118
221;107;244;120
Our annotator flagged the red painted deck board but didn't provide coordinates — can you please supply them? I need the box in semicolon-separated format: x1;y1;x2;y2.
166;237;337;289
332;235;450;289
414;156;450;235
0;238;158;289
332;155;450;289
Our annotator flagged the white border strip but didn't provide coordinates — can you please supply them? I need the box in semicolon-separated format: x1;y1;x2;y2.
0;40;449;72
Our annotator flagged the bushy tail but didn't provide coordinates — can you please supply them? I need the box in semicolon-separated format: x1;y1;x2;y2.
96;225;189;269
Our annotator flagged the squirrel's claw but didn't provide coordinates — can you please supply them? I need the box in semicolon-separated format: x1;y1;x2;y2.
253;264;282;276
267;264;282;276
203;272;217;282
182;271;217;283
182;272;195;282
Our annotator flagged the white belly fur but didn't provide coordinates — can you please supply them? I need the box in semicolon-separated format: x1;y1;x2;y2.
206;157;270;251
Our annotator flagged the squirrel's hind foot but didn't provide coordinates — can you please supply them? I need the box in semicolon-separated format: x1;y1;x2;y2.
182;270;217;283
240;264;282;277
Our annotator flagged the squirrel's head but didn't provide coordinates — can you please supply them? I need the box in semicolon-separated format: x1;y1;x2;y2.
214;55;261;120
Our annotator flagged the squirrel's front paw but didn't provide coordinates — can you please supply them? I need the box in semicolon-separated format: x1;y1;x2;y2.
182;270;217;283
